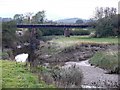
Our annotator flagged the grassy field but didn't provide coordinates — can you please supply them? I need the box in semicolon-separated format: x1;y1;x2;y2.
0;60;2;89
48;36;118;48
1;60;54;88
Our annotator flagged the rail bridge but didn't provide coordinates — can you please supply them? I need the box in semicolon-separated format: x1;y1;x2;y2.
17;24;93;28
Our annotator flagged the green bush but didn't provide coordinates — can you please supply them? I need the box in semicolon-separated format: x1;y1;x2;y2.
40;27;64;36
89;50;119;74
71;29;90;35
51;64;83;88
2;21;17;48
2;52;9;60
2;49;13;60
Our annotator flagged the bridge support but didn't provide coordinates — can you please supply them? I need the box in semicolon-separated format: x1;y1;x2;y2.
64;28;70;37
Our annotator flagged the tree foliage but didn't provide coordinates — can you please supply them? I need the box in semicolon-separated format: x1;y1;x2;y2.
71;29;90;35
40;27;64;36
14;14;24;24
2;21;17;48
32;11;45;24
94;7;118;37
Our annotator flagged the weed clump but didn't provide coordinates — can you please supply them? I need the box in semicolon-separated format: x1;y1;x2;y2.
51;64;83;88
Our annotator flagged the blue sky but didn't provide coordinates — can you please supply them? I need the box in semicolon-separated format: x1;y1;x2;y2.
0;0;119;20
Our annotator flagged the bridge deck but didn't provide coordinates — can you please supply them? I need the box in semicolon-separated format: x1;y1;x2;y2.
17;24;93;28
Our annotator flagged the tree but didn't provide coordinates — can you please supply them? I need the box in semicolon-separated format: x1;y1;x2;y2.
32;11;45;24
24;12;33;24
2;21;17;48
94;7;117;20
14;14;24;24
94;7;117;37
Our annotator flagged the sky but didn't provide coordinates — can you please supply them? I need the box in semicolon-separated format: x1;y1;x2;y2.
0;0;119;20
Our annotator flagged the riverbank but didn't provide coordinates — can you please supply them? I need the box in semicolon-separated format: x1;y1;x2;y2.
34;37;119;88
63;60;119;88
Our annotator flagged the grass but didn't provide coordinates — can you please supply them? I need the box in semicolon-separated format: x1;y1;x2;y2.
89;50;119;73
1;60;54;88
0;60;2;90
49;36;118;48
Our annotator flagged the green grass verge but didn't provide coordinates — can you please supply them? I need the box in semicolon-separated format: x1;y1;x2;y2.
0;60;2;89
89;50;119;73
1;60;54;88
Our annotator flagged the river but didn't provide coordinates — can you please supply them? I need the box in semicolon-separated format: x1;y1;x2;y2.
15;53;119;88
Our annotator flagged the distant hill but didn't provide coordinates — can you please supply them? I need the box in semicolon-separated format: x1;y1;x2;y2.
56;18;90;24
2;18;12;22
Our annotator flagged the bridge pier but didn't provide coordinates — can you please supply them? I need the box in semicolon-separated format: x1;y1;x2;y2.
64;28;70;37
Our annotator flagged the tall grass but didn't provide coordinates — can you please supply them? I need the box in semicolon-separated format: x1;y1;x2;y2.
89;50;119;74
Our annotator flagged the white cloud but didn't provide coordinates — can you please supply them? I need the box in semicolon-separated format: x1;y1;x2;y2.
0;0;119;20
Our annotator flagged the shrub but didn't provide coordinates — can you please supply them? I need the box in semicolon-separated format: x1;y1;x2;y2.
2;49;13;60
51;64;83;88
89;48;119;74
40;28;64;36
2;52;9;60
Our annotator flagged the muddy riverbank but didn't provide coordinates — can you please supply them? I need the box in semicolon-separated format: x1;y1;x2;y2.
34;42;119;88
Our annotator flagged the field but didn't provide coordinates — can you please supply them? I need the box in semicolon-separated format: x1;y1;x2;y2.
45;36;118;48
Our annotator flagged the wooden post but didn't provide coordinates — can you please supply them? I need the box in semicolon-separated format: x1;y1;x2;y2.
28;28;37;70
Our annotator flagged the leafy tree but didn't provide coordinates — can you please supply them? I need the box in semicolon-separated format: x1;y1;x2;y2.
24;12;33;24
2;21;17;48
94;7;118;37
32;11;45;24
14;14;24;24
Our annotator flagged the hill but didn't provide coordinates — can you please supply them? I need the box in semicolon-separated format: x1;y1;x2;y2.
56;18;90;24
